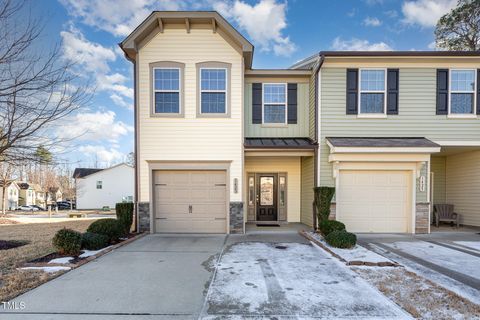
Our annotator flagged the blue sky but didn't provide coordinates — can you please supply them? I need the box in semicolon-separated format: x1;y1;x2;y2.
32;0;457;168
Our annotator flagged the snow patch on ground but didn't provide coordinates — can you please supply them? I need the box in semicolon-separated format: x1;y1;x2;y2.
205;242;411;319
19;266;71;273
368;243;480;305
454;241;480;251
48;257;74;264
79;246;112;258
308;232;394;264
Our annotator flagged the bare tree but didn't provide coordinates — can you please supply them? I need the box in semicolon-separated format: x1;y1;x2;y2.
0;161;14;214
0;0;91;164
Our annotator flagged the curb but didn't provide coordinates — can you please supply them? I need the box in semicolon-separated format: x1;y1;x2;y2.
299;230;399;267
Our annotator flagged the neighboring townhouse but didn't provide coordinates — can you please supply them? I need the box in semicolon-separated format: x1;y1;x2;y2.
121;11;480;235
17;182;36;206
73;163;134;210
0;181;20;210
32;184;46;208
292;51;480;233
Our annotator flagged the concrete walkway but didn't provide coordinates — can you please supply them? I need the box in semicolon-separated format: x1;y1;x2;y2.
1;232;410;319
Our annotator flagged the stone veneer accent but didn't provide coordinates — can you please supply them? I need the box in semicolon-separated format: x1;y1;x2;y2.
138;202;150;232
229;202;244;234
415;203;430;234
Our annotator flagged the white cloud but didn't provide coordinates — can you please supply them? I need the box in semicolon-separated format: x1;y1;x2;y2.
110;94;133;110
363;17;382;27
78;145;125;164
402;0;456;27
58;111;133;143
331;37;393;51
215;0;297;57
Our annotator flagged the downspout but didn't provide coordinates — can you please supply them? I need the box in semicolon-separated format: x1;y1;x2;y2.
312;55;324;231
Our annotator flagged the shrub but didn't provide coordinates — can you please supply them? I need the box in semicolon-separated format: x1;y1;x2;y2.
325;230;357;249
87;219;124;243
116;202;134;235
319;220;345;236
52;228;82;255
314;187;335;225
81;232;109;250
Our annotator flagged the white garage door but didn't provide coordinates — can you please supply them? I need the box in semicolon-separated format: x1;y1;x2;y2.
154;170;227;233
337;170;412;233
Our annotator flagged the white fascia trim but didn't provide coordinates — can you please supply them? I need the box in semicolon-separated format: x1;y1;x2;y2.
433;140;480;146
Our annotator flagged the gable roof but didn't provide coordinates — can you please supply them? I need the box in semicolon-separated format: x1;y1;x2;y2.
17;182;32;190
119;11;254;67
73;168;104;179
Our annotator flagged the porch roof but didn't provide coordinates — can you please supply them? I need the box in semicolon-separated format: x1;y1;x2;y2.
244;138;317;149
326;137;440;148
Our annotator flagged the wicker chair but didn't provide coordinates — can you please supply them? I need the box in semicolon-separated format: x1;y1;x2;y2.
433;204;460;228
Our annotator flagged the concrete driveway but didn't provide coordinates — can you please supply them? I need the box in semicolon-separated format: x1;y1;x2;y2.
1;232;409;319
358;232;480;305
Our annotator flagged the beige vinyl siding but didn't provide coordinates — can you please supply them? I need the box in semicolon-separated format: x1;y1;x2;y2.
245;157;301;222
431;156;446;205
301;156;315;227
320;67;480;187
244;83;310;137
137;28;243;202
446;151;480;226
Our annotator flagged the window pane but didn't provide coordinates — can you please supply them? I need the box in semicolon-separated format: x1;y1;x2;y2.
360;70;385;91
201;92;226;113
451;70;475;91
201;69;226;90
154;69;179;91
155;92;179;113
451;93;473;114
248;177;254;206
360;93;384;113
264;84;286;103
264;104;286;123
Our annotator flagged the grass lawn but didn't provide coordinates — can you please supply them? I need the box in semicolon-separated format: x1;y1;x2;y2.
0;219;96;301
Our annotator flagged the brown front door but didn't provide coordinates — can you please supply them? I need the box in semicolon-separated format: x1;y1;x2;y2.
256;174;277;221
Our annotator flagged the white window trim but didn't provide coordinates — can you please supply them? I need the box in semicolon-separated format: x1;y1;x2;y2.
152;67;181;114
199;67;228;114
358;68;387;118
262;83;288;125
448;68;477;118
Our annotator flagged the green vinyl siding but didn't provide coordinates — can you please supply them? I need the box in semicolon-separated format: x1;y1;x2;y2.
431;156;446;205
320;67;480;187
301;156;315;227
244;83;310;137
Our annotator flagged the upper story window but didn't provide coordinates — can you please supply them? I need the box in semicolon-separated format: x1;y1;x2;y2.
263;83;287;124
200;68;227;114
450;69;476;115
359;69;386;115
150;61;184;117
96;181;102;189
154;68;180;113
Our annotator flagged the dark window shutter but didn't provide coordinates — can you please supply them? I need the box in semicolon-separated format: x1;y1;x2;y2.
436;69;449;115
477;69;480;115
346;69;358;114
252;83;262;123
287;83;297;124
387;69;399;115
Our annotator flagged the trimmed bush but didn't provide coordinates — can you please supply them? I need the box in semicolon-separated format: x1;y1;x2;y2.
81;232;109;250
319;220;345;236
116;202;134;235
314;187;335;225
87;219;124;243
325;230;357;249
53;228;82;255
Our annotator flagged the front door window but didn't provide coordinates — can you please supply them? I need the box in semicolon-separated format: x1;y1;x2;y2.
256;174;277;221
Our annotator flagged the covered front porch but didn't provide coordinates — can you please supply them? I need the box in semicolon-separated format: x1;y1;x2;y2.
430;144;480;230
243;138;317;228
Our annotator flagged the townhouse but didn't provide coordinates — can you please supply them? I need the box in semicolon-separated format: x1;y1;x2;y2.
120;11;480;234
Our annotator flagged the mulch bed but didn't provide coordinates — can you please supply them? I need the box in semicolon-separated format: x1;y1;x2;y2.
0;240;29;250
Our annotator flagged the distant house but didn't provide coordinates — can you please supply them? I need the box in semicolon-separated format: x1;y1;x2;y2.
17;182;36;206
73;163;134;210
31;184;46;208
0;181;20;210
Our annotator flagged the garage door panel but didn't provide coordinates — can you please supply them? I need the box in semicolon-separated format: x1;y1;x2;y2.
338;170;411;233
154;170;227;233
